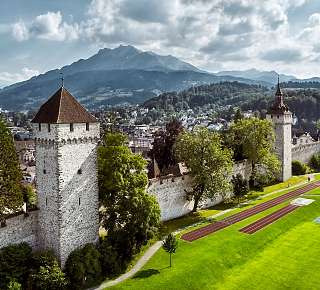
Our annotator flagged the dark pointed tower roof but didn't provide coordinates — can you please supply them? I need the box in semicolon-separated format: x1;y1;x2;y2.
32;87;97;123
268;76;290;114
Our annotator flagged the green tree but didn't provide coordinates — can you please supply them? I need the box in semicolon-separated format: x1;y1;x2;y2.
98;132;160;263
27;251;67;290
162;233;178;267
229;118;280;186
0;118;23;221
29;263;68;290
310;154;320;172
98;239;121;277
65;244;101;289
0;243;32;289
175;127;233;212
231;174;249;204
149;119;183;173
292;160;307;176
22;185;37;209
7;280;22;290
234;108;243;122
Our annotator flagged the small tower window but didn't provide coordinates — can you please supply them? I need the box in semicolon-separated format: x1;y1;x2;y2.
70;123;74;132
43;169;46;174
86;123;90;131
77;169;82;175
39;123;42;131
48;124;51;132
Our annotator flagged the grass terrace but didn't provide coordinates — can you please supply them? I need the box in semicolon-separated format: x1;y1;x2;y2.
109;178;320;290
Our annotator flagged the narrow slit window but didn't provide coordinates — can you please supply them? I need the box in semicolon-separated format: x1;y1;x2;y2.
48;124;51;132
70;123;74;132
86;123;89;131
46;197;48;206
39;123;41;131
79;197;81;206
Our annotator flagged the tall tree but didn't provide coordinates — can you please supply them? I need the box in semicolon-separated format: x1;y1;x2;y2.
175;127;233;212
98;132;160;260
149;119;183;173
0;118;23;221
229;118;280;185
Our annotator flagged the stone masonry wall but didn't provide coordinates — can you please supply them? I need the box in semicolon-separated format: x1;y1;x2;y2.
148;160;251;221
292;142;320;164
0;210;39;250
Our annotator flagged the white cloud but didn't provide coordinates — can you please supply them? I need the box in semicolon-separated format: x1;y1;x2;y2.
7;0;320;77
0;67;39;87
12;21;29;41
11;11;79;42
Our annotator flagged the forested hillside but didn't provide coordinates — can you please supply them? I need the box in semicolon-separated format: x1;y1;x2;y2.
143;82;270;110
144;81;320;132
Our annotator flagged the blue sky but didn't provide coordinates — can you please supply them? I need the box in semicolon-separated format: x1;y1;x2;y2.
0;0;320;87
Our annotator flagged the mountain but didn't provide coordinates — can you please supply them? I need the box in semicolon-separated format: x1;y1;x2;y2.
0;45;268;111
215;69;296;84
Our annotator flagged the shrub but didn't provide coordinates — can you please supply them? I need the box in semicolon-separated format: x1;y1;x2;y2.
65;244;101;289
310;154;320;172
231;174;249;203
22;185;37;208
27;250;68;290
98;239;122;277
7;280;22;290
30;250;56;269
292;160;307;176
0;243;32;289
28;263;68;290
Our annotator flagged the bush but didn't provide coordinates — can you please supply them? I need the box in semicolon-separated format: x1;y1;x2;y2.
28;263;68;290
231;174;249;203
0;243;32;289
65;244;101;289
7;280;22;290
310;154;320;172
27;250;68;290
22;185;37;208
99;239;122;277
292;160;307;175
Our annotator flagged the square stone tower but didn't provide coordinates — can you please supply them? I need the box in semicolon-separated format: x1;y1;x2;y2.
32;86;100;266
266;79;292;181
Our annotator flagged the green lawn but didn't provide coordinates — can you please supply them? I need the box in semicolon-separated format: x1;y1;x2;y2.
109;188;320;290
161;176;309;236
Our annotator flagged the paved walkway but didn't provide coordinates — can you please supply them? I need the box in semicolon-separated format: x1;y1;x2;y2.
94;241;163;289
93;174;317;289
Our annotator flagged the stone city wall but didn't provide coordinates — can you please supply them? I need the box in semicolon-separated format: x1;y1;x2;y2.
0;210;39;250
292;142;320;164
148;160;251;221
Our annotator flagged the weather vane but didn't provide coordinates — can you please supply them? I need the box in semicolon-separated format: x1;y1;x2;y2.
60;72;64;87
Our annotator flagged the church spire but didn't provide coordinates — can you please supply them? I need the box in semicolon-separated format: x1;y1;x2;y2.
275;74;282;96
267;75;290;114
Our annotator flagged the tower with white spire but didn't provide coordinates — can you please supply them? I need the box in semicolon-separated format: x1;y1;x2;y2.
266;77;292;181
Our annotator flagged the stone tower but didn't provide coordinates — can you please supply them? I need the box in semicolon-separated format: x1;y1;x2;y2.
266;78;292;181
32;86;100;266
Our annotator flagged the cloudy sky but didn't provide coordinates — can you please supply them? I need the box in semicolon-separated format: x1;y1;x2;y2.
1;0;320;87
